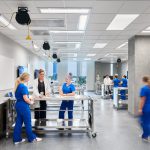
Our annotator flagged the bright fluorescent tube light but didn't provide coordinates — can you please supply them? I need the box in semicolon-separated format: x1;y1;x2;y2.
33;44;39;49
78;15;88;30
93;43;107;48
40;8;90;14
117;42;128;49
0;15;16;30
87;54;96;57
145;26;150;30
106;14;139;30
55;41;81;44
75;43;81;49
50;31;84;34
142;30;150;33
84;58;91;60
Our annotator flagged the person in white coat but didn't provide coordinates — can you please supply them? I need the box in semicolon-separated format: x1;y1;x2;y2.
104;75;112;95
33;69;51;119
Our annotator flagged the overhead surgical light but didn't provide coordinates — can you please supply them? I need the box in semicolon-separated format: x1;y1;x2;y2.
16;7;31;25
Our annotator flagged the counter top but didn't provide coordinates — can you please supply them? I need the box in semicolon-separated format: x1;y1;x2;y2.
0;97;9;105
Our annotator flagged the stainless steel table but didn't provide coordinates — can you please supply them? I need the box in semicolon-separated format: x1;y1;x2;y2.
7;95;97;138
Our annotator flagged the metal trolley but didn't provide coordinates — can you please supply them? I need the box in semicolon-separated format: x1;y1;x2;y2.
6;95;97;138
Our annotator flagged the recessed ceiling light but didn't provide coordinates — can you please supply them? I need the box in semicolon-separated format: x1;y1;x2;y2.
55;41;81;44
87;54;96;57
93;43;107;48
84;58;91;60
0;15;16;30
50;30;84;34
40;8;90;14
106;14;139;30
33;44;39;49
78;15;88;30
117;42;128;49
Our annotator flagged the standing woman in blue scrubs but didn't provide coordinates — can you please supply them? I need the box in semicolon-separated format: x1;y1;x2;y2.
13;73;42;144
113;74;120;87
120;75;128;100
139;76;150;142
59;73;75;126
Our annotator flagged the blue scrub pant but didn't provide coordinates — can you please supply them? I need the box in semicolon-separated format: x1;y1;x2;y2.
140;112;150;139
59;100;74;120
120;90;126;100
13;102;36;142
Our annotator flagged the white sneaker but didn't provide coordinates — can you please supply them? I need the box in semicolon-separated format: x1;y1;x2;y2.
14;139;26;145
33;137;42;142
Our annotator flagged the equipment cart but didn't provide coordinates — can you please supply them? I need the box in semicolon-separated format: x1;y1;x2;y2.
113;87;128;110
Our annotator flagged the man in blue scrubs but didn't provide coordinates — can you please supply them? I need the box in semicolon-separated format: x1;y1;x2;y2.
139;76;150;142
59;73;75;127
120;75;128;100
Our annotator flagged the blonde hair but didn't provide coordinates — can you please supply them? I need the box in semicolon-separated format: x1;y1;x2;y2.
14;72;30;92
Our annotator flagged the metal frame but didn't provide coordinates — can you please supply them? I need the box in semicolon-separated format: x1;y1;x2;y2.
6;95;97;138
113;88;128;110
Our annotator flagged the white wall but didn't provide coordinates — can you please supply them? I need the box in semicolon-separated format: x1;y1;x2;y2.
0;32;46;91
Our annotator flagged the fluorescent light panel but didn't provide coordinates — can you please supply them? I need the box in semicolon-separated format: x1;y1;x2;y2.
0;15;16;30
55;41;81;44
84;58;91;60
93;43;107;48
75;43;81;49
142;30;150;33
40;8;90;14
117;42;128;49
50;30;84;34
106;14;139;30
78;15;88;30
87;54;96;57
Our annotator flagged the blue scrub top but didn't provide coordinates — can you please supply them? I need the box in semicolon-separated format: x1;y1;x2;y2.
113;78;120;87
140;85;150;112
121;78;128;87
15;83;29;104
62;83;75;94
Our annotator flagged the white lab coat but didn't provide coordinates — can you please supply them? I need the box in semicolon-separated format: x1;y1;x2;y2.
33;78;51;108
104;77;112;85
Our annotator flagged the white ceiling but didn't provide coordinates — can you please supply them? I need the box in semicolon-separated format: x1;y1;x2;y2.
0;0;150;63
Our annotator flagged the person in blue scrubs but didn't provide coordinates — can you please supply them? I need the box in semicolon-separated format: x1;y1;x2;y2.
139;76;150;142
59;73;75;127
13;73;42;144
120;75;128;100
113;74;120;87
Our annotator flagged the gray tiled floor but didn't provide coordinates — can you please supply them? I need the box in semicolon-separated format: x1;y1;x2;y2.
0;93;150;150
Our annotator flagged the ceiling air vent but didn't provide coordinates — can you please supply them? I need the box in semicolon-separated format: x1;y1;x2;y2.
31;30;50;36
30;19;65;27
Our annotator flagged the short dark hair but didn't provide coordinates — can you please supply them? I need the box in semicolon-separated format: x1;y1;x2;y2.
123;75;127;78
39;69;44;74
142;76;149;83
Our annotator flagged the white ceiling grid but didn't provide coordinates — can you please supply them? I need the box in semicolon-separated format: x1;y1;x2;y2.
0;0;150;62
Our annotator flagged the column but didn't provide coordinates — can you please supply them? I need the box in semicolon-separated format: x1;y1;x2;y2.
128;35;150;116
